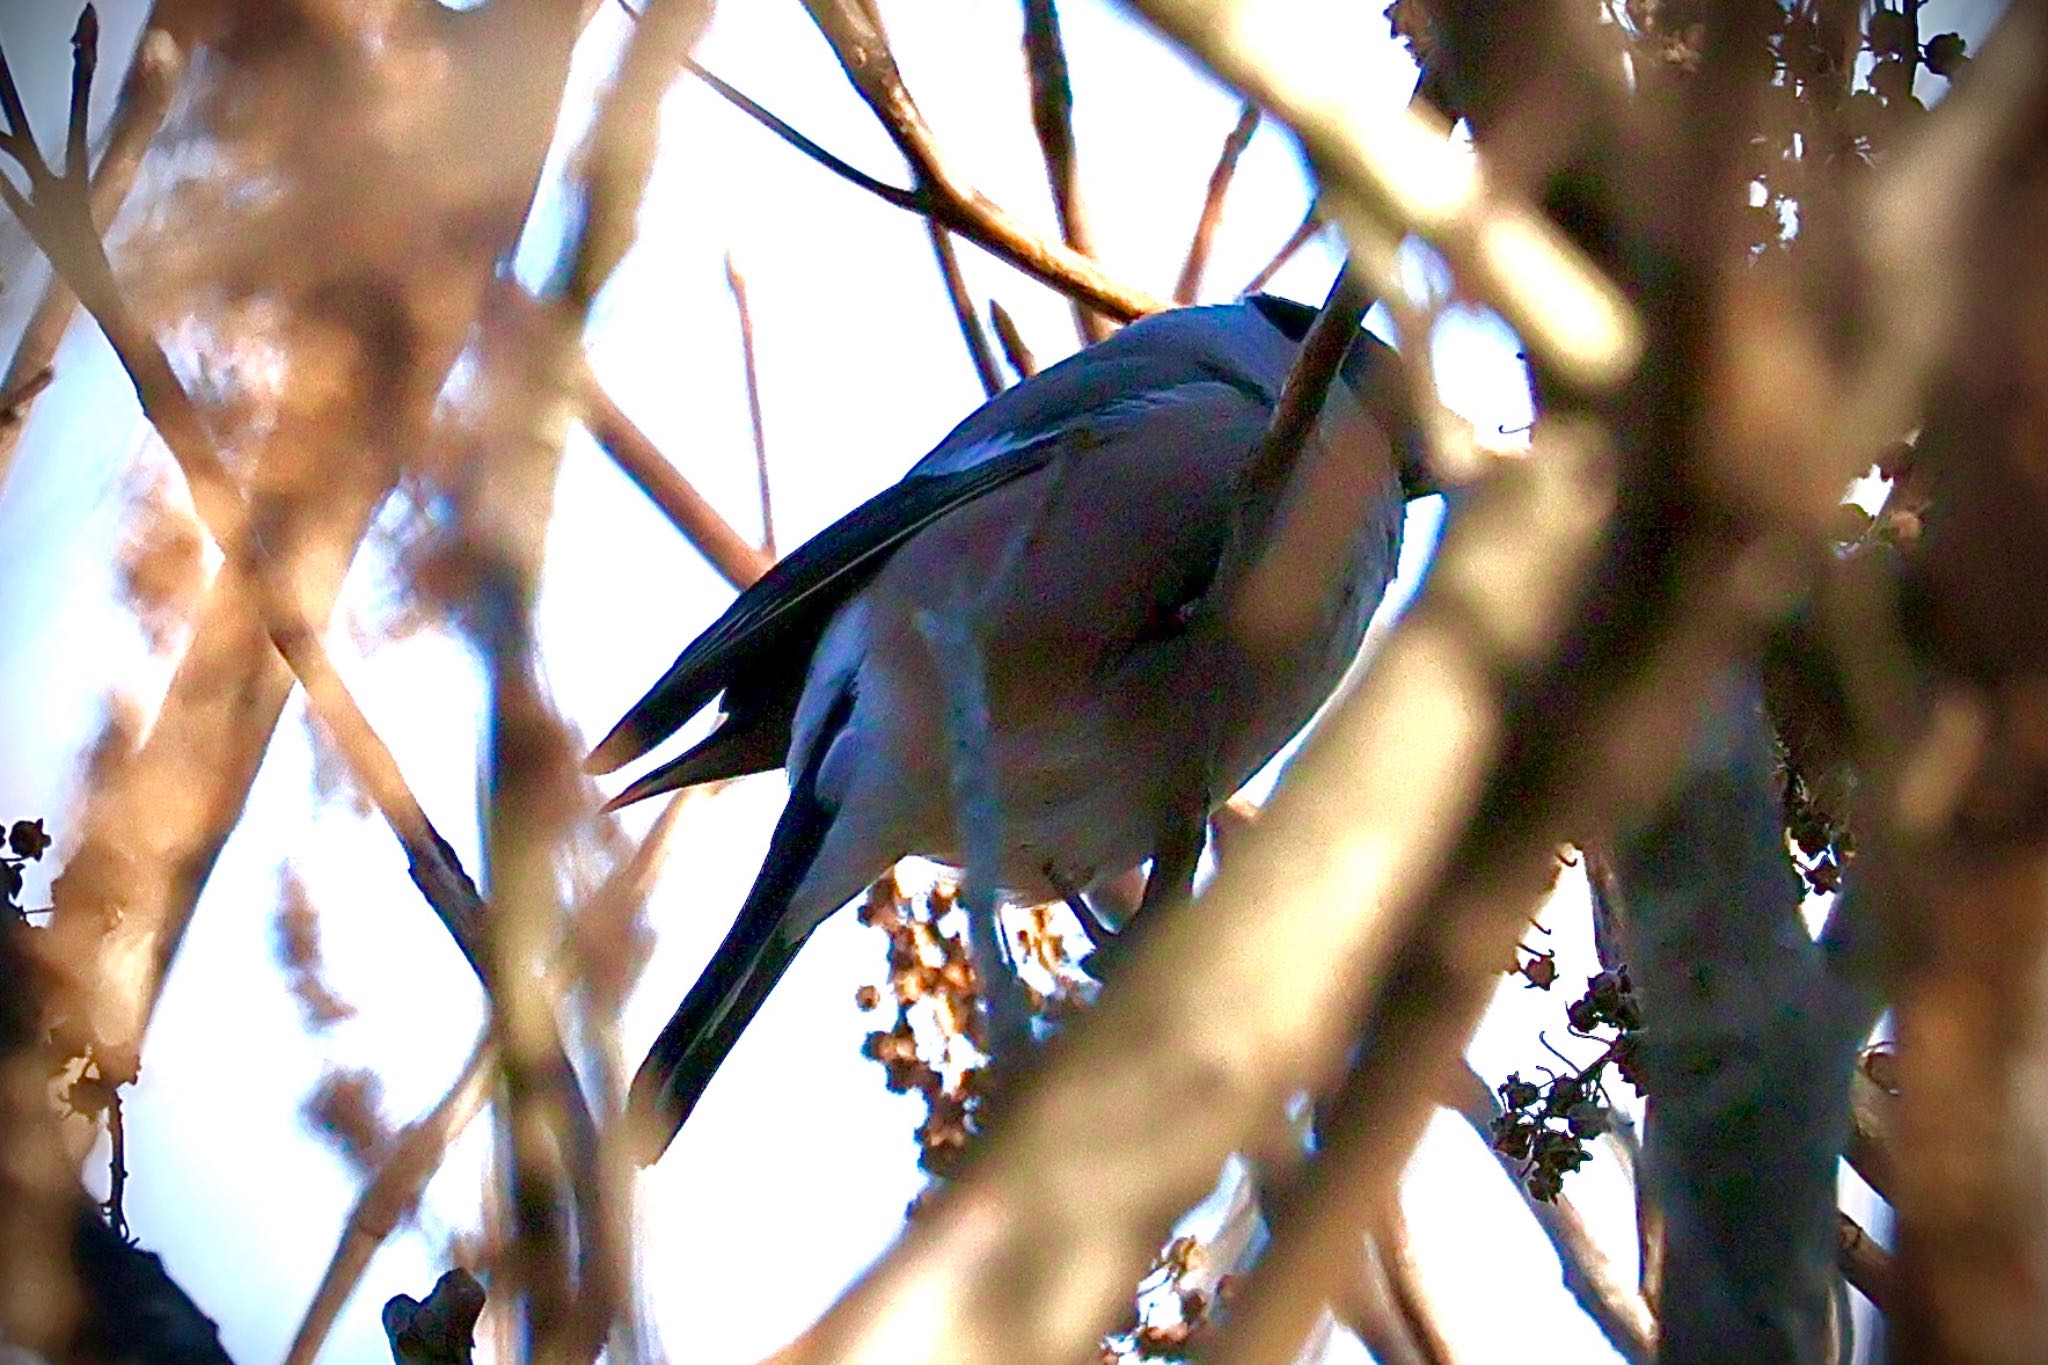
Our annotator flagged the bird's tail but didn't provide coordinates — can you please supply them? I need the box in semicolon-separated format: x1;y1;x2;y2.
623;875;812;1165
624;688;854;1165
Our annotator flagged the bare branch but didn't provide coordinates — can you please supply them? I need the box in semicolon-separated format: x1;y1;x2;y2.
987;299;1037;380
574;357;773;589
926;221;1004;398
1129;0;1641;390
800;0;1167;321
475;0;710;1348
1241;199;1322;296
724;253;776;554
682;57;920;211
285;1038;494;1365
0;17;183;488
1175;101;1260;304
1375;1205;1459;1365
1837;1211;1893;1313
1021;0;1110;343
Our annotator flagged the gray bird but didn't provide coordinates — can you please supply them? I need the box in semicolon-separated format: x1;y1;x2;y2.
588;294;1426;1163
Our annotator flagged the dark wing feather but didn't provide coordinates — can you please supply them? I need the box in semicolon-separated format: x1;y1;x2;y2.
586;441;1062;777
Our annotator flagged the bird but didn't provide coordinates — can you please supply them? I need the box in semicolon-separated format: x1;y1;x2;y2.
588;293;1429;1164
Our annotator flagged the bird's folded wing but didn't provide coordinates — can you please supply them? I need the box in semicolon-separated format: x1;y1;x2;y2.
587;307;1290;780
586;439;1062;775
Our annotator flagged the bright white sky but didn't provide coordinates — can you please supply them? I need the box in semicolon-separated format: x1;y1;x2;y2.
0;0;2003;1359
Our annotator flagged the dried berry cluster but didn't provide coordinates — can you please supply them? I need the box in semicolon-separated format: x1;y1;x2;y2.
1490;968;1643;1202
857;876;989;1180
1099;1234;1231;1362
858;875;1097;1182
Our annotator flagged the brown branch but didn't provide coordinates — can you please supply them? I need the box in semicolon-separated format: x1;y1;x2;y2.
573;357;773;589
1175;101;1259;304
1846;1045;1897;1202
1021;0;1110;343
1838;1211;1893;1313
284;1037;494;1365
8;14;514;1074
1241;199;1322;296
1220;263;1373;647
798;0;1167;321
0;9;183;490
682;57;920;211
723;253;776;554
1130;0;1640;391
987;299;1037;380
1374;1205;1459;1365
926;221;1004;397
476;1;710;1351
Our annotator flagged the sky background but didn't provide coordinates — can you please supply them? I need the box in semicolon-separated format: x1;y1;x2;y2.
0;0;2005;1359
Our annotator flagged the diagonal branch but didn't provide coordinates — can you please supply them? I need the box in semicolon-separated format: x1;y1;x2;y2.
1130;0;1641;392
1021;0;1110;343
574;356;773;589
798;0;1166;321
926;221;1003;397
988;299;1037;380
0;4;183;490
1241;199;1322;296
724;253;777;554
1175;101;1259;304
0;7;488;993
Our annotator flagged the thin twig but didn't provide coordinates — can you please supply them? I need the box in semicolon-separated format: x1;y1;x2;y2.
1175;101;1260;304
1374;1205;1459;1365
283;1036;495;1365
1241;201;1322;296
573;353;773;589
682;56;919;210
1219;263;1374;649
0;0;490;977
987;300;1037;380
1021;0;1110;343
0;13;182;488
800;0;1166;321
724;253;776;554
1837;1211;1893;1312
927;221;1003;397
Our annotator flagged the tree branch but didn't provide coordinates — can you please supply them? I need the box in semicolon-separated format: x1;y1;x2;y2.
0;7;183;490
925;221;1004;398
798;0;1167;322
1021;0;1110;343
724;253;777;554
1175;101;1259;304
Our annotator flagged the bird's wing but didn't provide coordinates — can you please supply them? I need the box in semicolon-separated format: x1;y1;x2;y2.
587;304;1293;790
586;441;1060;778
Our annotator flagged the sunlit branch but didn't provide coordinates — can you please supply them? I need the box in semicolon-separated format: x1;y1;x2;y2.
799;0;1167;322
1175;101;1259;304
724;253;777;554
1130;0;1641;391
0;13;182;488
1022;0;1110;343
0;8;489;980
284;1036;495;1365
1241;199;1323;296
573;356;773;589
988;299;1038;380
927;222;1005;397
